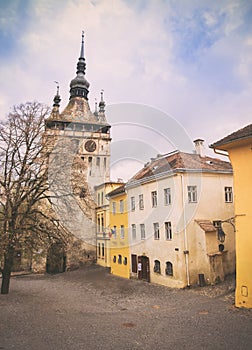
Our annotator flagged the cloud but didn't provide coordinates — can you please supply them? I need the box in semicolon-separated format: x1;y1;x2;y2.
0;0;252;175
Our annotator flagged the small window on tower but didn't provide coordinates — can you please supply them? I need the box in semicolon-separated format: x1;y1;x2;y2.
96;157;100;166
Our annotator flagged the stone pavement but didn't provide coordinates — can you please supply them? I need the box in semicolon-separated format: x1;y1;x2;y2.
0;265;251;350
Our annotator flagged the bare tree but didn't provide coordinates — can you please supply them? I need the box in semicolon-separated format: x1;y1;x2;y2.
0;102;66;294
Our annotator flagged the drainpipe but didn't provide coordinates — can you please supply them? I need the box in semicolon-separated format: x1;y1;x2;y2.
180;174;190;287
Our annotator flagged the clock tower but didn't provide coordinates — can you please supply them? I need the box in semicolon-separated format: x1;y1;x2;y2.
45;32;111;193
43;33;111;269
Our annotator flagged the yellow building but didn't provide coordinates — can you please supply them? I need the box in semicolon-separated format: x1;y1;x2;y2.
95;182;123;268
211;124;252;308
107;184;130;279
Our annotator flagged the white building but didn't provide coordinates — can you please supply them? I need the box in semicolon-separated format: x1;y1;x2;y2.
126;140;235;288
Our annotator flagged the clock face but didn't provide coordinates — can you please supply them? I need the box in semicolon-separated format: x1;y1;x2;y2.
84;140;97;152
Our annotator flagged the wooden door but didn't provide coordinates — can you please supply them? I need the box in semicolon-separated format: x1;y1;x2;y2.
138;256;150;282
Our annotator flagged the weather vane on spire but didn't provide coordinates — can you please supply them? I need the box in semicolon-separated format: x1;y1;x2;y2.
54;81;60;96
80;30;85;58
53;81;61;108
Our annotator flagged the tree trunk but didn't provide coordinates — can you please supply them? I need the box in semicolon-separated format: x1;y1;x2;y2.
1;251;13;294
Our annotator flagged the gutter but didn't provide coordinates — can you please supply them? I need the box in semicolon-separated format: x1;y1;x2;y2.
180;174;190;287
212;148;229;157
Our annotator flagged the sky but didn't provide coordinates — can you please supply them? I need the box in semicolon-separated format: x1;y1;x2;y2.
0;0;252;181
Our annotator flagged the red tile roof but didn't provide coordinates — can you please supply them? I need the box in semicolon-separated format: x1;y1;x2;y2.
210;124;252;148
127;151;232;184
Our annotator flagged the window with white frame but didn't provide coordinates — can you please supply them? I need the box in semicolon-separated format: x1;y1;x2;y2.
112;201;116;215
130;196;135;211
98;193;100;206
139;194;144;210
188;185;197;203
154;222;160;240
164;188;171;205
140;223;145;240
131;224;136;240
151;191;157;207
225;187;233;203
165;221;172;240
120;225;125;239
120;199;124;213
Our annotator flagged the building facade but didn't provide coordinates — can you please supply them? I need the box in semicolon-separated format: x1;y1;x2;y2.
126;140;235;288
211;124;252;308
107;185;130;279
95;182;123;267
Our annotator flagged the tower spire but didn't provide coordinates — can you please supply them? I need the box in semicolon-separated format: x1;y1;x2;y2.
76;31;86;75
53;81;61;107
99;89;105;113
80;30;84;58
94;98;98;117
69;31;90;100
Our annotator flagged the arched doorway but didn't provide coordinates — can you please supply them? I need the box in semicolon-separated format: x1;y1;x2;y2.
46;241;66;274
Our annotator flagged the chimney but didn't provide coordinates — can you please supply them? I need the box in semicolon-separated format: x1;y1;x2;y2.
194;139;205;157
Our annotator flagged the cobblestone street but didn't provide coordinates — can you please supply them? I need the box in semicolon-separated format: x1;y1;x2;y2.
1;265;252;350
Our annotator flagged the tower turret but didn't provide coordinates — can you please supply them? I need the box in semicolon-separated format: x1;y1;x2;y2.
53;81;61;108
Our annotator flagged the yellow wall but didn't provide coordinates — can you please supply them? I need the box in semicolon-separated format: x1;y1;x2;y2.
96;183;122;268
109;192;130;279
227;141;252;308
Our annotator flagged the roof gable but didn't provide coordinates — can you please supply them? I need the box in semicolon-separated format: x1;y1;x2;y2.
210;124;252;149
